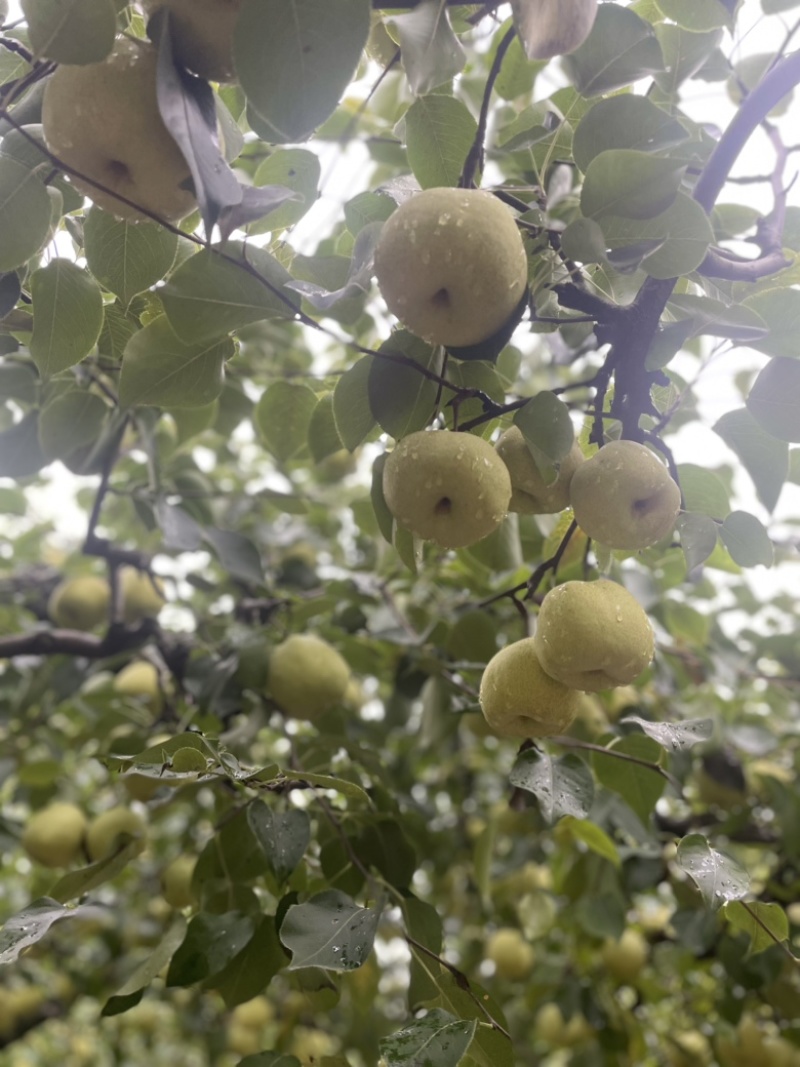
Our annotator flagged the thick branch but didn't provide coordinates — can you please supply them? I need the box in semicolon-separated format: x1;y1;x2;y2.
0;621;160;660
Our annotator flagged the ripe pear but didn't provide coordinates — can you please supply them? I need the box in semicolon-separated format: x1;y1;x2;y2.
48;574;110;631
534;579;654;692
486;927;535;981
21;802;87;868
382;431;512;549
113;661;163;716
144;0;242;82
161;854;197;909
86;806;146;862
268;634;350;721
601;928;649;983
569;439;681;550
119;567;166;624
373;187;528;347
496;426;585;514
479;637;581;738
42;36;196;222
511;0;598;59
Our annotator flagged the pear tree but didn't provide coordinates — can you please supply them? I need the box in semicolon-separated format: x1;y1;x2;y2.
1;1;800;1065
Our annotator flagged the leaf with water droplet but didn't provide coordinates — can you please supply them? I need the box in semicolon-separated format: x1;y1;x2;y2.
0;898;108;965
279;889;381;972
380;1008;477;1067
621;715;713;751
509;750;594;824
722;900;790;956
676;833;750;911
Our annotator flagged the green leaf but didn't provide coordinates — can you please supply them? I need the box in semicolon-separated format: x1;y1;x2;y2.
38;390;107;461
720;511;774;568
388;1;466;95
599;193;714;278
203;527;265;585
655;0;731;30
593;735;666;825
251;149;321;232
572;95;689;173
103;918;187;1015
676;512;719;570
166;912;256;987
234;0;370;142
29;259;103;376
746;357;800;442
84;209;178;305
581;150;685;220
368;331;443;439
280;889;380;971
668;293;769;343
0;412;48;478
564;5;664;96
0;898;107;965
559;816;621;868
513;391;575;483
333;356;377;451
161;243;298;345
212;916;288;1009
620;715;714;751
675;833;750;910
308;394;344;463
49;840;147;904
405;94;478;189
21;0;115;64
371;453;394;544
713;407;788;513
380;1010;477;1067
509;750;594;824
401;894;443;1008
119;316;232;409
722;901;790;956
246;802;311;884
677;463;731;519
254;380;318;462
425;972;514;1067
654;24;724;93
744;288;800;360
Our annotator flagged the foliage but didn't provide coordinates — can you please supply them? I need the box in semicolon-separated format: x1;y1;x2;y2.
1;1;800;1065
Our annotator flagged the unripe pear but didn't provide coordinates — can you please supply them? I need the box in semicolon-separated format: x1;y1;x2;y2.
48;575;110;631
382;431;512;549
374;187;528;347
534;579;654;691
227;1023;262;1057
21;802;87;868
42;37;196;222
119;567;166;624
161;855;197;909
479;637;580;738
230;996;274;1029
143;0;242;82
86;806;146;862
268;634;350;721
511;0;598;59
569;440;681;550
535;1002;566;1045
496;426;585;514
601;928;649;983
486;927;535;981
113;661;163;716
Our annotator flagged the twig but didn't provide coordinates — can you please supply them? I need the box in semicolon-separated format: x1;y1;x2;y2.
459;24;515;189
550;735;684;796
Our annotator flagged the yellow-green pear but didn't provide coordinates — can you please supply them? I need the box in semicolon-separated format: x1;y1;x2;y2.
569;439;681;550
86;806;146;862
143;0;242;82
534;1002;566;1045
511;0;598;60
268;634;350;721
230;996;274;1029
113;661;163;715
534;579;654;691
666;1031;713;1067
42;37;196;222
48;575;110;631
373;187;528;347
479;637;580;738
161;855;197;909
486;927;535;981
496;425;585;514
601;928;649;983
119;567;166;624
382;431;512;549
21;802;87;868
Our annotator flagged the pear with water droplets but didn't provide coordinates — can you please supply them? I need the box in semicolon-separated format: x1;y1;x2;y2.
479;636;580;737
534;579;654;692
382;430;512;549
373;187;528;347
569;440;681;550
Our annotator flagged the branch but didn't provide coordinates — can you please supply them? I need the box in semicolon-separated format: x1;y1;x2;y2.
0;620;160;660
697;247;790;281
459;24;516;189
551;735;684;796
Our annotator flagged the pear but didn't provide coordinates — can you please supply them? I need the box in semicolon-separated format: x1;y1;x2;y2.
479;637;580;738
230;996;274;1029
21;802;87;868
42;36;196;222
511;0;598;60
486;927;535;981
496;426;585;514
601;928;649;983
373;187;528;347
161;854;197;909
143;0;242;83
113;660;163;715
268;634;350;721
119;566;166;624
48;574;110;631
534;579;654;691
569;440;681;550
86;806;146;861
382;430;512;549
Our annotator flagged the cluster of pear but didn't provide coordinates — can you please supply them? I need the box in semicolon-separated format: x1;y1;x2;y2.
534;1002;595;1048
41;1;242;221
21;802;145;868
48;566;165;630
225;996;274;1058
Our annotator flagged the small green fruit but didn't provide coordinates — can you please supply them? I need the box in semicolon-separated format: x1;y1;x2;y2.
268;634;350;721
113;661;163;716
86;806;146;862
486;927;535;981
601;928;649;983
120;567;166;624
161;855;197;909
48;575;110;631
479;637;580;738
22;802;87;868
